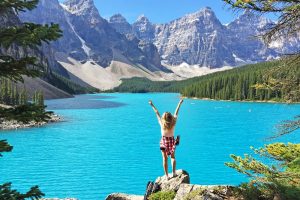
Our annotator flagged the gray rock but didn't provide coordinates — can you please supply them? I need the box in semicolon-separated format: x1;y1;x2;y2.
155;169;190;192
132;15;155;42
109;14;133;36
175;185;235;200
175;184;201;200
0;113;62;130
105;193;144;200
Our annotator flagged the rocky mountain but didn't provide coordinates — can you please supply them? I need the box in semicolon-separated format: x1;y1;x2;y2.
132;15;156;42
21;0;168;71
153;7;235;67
109;8;298;68
18;1;299;90
109;14;133;37
20;0;175;90
225;11;277;64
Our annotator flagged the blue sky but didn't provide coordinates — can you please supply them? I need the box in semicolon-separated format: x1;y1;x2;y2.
60;0;277;24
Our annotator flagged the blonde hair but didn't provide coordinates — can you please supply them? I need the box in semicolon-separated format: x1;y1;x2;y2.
161;112;176;130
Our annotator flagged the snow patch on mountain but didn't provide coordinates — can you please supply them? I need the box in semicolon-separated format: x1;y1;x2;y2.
163;62;233;78
61;3;91;57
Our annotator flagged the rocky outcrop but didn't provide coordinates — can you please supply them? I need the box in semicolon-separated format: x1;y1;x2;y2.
106;193;143;200
0;113;61;130
106;170;238;200
155;169;190;192
174;184;234;200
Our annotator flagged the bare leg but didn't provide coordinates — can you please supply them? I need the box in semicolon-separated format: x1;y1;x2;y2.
171;152;176;177
161;150;169;179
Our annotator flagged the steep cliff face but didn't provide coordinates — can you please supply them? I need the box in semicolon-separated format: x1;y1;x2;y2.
19;0;88;61
153;7;235;68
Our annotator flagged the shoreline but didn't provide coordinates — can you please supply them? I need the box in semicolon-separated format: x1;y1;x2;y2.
184;96;300;104
0;113;62;131
104;92;299;104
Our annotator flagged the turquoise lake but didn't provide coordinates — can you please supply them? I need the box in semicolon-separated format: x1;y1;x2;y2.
1;93;299;199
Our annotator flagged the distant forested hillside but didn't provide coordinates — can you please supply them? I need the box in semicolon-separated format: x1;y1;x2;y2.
112;61;300;102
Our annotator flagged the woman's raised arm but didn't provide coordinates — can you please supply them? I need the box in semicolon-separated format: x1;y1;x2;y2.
174;98;184;118
149;100;162;125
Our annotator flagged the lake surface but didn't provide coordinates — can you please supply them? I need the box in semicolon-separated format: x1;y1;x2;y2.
1;93;299;200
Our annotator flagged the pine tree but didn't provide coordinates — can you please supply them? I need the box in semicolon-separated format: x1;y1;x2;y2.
19;88;28;105
0;3;62;82
224;0;300;102
0;0;62;199
13;85;18;105
223;1;300;198
36;91;44;106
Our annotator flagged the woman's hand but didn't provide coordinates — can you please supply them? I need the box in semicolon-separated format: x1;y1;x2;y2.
149;100;153;105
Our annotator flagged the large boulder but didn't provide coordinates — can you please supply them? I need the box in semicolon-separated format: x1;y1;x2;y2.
155;169;190;192
175;185;235;200
105;193;144;200
174;184;202;200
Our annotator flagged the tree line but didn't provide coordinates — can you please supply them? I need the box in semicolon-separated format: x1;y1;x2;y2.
181;61;300;102
0;78;44;106
113;60;300;103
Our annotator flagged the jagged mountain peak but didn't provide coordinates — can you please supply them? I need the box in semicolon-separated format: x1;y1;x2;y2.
228;10;273;30
185;7;218;21
36;0;62;9
62;0;98;15
136;14;151;23
62;0;104;26
109;14;128;23
235;10;272;24
109;13;133;35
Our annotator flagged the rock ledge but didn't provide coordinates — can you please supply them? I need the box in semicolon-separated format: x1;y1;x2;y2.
106;169;237;200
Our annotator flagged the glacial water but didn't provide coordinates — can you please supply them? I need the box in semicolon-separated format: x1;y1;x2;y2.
0;93;299;200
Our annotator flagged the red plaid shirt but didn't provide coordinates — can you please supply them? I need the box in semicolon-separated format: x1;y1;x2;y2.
160;136;176;155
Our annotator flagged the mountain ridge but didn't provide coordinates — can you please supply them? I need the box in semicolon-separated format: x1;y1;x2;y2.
18;0;300;90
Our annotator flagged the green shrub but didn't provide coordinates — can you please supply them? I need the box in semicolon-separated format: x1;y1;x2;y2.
183;188;204;200
149;191;176;200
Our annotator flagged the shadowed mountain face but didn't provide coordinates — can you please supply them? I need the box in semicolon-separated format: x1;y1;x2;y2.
20;0;168;72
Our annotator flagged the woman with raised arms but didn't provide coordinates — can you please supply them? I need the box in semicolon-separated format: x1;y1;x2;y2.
149;98;184;179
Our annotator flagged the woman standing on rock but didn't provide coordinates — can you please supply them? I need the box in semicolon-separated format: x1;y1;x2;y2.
149;98;184;179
